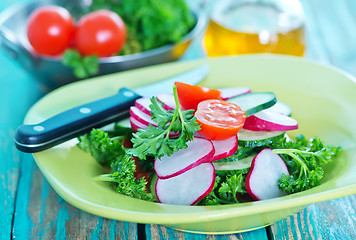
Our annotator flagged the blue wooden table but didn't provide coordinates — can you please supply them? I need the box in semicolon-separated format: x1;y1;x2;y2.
1;0;356;239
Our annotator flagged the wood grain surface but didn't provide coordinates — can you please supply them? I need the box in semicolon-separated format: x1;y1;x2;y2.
1;0;355;239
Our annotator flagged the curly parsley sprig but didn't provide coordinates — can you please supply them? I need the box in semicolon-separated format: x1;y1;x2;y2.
127;86;200;160
78;129;154;201
271;135;341;194
93;155;155;201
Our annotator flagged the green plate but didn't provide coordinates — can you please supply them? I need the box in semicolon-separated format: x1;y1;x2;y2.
25;55;356;234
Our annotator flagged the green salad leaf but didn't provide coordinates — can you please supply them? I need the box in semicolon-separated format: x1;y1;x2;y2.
270;135;341;194
62;49;99;79
127;86;200;160
94;155;155;201
198;169;249;205
78;129;154;201
89;0;196;54
78;129;125;166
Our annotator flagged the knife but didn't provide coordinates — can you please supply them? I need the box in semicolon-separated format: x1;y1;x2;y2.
15;64;209;153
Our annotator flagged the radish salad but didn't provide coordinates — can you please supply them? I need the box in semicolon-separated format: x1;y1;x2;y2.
78;83;340;205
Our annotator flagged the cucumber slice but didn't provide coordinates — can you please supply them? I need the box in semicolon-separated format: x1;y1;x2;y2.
213;154;256;171
215;146;255;162
227;92;277;117
99;118;133;137
116;117;132;128
238;129;285;148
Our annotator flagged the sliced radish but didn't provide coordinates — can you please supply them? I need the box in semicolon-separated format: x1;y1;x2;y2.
130;116;179;138
245;149;289;200
157;93;176;110
129;116;148;132
268;101;292;116
129;106;158;127
155;163;215;205
243;109;298;131
218;87;251;100
135;97;152;115
210;135;238;161
154;137;214;179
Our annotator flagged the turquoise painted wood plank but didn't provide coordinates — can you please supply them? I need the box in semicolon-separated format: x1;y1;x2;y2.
307;196;356;239
0;80;42;239
145;224;268;240
0;1;42;239
269;195;356;240
12;154;138;240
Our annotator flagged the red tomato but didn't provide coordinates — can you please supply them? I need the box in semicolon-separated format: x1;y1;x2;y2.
195;99;245;140
175;82;221;110
75;10;126;57
27;6;74;56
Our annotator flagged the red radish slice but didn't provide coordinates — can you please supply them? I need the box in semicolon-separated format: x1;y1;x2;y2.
130;116;179;138
243;109;298;131
211;135;238;161
268;101;292;116
245;149;289;200
218;87;251;100
154;137;214;179
135;97;152;115
129;116;148;132
155;163;215;205
130;106;158;127
157;93;176;110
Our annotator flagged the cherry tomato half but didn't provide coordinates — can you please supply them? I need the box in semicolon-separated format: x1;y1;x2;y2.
75;10;126;57
195;99;246;140
175;82;221;110
27;6;74;56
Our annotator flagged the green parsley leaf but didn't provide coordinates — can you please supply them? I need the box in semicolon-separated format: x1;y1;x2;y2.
94;155;154;201
270;135;341;194
79;129;154;201
89;0;195;54
198;170;248;205
62;49;99;79
127;86;200;159
78;129;125;166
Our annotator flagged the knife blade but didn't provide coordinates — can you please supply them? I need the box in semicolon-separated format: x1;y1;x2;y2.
15;64;209;153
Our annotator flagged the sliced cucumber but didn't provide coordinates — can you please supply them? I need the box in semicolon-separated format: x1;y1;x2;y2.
101;118;131;132
227;92;276;117
116;117;132;128
238;129;285;148
213;153;256;171
215;146;255;162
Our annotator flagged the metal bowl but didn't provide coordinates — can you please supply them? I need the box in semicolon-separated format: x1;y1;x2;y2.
0;0;206;90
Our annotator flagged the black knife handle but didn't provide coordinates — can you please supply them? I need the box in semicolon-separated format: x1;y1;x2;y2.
15;87;141;153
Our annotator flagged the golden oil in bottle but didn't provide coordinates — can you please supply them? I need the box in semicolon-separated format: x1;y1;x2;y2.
204;0;305;57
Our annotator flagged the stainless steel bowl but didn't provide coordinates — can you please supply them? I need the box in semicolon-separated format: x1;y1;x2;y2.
0;0;206;89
